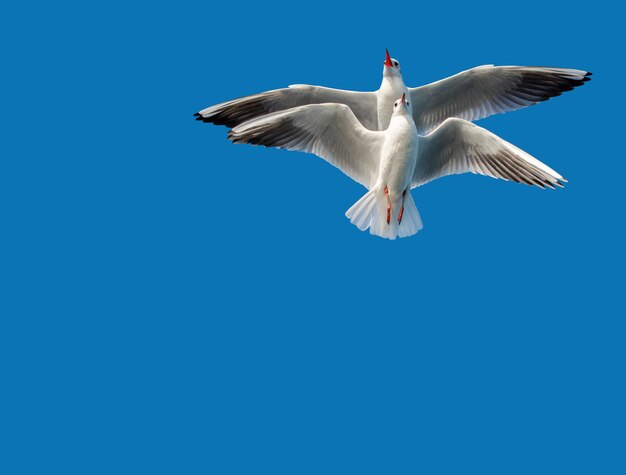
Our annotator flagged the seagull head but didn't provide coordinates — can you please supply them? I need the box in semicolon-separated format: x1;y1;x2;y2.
392;93;410;115
383;49;402;76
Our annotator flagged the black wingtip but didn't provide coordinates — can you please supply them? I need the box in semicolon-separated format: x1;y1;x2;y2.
193;112;200;117
194;114;228;125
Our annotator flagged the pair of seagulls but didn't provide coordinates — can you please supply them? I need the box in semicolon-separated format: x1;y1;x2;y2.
195;50;591;239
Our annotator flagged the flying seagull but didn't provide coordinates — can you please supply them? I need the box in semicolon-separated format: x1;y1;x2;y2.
228;94;565;239
196;50;591;133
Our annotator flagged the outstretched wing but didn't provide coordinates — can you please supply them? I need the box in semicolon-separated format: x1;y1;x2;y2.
410;65;591;134
229;103;385;189
413;118;566;189
196;85;378;130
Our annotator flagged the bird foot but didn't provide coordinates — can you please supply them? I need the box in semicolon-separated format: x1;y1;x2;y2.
397;190;406;225
384;186;391;224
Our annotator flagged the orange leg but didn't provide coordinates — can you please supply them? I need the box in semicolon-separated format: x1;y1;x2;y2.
384;186;391;224
397;190;406;224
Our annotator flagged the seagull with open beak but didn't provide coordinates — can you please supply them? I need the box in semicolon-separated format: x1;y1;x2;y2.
378;49;410;131
196;49;591;133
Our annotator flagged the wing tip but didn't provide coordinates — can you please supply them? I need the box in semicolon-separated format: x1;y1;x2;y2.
194;113;236;126
542;178;567;189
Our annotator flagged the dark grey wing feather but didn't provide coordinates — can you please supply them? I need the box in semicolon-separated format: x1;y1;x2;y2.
228;103;385;189
410;65;591;134
196;85;378;130
413;118;566;189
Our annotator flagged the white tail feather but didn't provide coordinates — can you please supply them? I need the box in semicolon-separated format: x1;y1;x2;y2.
345;188;423;240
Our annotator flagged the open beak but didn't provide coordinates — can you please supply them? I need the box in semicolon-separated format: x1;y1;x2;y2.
384;49;393;68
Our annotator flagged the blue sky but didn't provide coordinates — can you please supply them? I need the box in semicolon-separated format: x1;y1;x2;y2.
1;1;624;473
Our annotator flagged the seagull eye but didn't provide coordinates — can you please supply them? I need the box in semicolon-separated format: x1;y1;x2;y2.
406;102;410;105
394;61;399;67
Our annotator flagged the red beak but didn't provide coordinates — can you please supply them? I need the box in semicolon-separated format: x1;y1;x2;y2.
384;49;393;68
401;93;406;102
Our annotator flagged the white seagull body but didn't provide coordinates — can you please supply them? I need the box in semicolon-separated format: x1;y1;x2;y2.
197;50;591;133
228;95;565;240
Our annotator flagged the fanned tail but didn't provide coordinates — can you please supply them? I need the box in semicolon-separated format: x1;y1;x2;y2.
345;187;423;240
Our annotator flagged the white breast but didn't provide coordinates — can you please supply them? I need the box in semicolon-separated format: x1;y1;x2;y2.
377;115;419;198
377;76;411;130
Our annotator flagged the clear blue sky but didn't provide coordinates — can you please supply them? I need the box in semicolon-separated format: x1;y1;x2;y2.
1;1;624;473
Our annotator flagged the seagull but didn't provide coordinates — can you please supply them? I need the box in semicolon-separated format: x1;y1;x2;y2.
228;94;565;239
196;50;591;133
